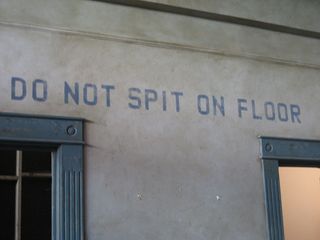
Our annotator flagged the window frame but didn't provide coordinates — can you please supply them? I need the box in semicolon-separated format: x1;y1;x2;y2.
0;112;84;240
260;136;320;240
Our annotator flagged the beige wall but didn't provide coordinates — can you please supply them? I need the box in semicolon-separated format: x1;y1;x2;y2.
280;167;320;240
1;1;320;239
2;23;320;239
0;0;320;68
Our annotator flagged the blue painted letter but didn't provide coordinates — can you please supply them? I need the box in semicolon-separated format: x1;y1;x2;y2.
64;82;79;105
11;77;26;101
238;98;247;118
197;95;209;115
83;83;98;106
171;91;183;112
251;100;262;120
264;102;275;121
32;79;48;102
290;104;301;123
213;96;225;116
278;103;288;122
145;89;157;110
101;84;115;107
162;91;167;111
128;88;141;109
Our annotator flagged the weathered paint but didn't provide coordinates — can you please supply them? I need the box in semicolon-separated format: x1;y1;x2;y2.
0;1;320;240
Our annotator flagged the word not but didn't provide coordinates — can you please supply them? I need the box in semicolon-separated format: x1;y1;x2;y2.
128;87;183;112
237;98;301;123
11;77;48;102
64;82;115;106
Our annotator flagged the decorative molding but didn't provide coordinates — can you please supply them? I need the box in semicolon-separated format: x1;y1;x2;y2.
262;160;284;240
54;145;84;240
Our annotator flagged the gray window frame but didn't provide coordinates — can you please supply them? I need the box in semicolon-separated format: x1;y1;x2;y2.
0;112;84;240
260;136;320;240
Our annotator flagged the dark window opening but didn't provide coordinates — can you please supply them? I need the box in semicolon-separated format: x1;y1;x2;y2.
0;149;52;240
0;150;16;175
0;181;16;239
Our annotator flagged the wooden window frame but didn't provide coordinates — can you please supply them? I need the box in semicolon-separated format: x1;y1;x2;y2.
0;113;84;240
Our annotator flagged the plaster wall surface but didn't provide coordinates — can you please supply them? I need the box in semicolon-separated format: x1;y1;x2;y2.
1;24;320;239
1;1;320;239
0;0;320;67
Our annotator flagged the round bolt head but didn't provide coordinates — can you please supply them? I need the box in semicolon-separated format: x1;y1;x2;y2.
265;143;273;152
66;125;77;136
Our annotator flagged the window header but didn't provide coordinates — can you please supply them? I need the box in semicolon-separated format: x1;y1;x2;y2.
260;136;320;161
0;113;84;144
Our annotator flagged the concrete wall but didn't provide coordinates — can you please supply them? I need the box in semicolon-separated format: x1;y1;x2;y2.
1;0;320;67
1;1;320;239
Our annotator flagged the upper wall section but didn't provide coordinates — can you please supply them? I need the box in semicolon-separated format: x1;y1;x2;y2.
140;0;320;33
0;0;320;68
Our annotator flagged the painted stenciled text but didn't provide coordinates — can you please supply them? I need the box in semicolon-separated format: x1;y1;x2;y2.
10;77;301;123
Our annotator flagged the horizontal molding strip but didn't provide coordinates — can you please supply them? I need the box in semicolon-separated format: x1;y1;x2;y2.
1;21;320;70
93;0;320;40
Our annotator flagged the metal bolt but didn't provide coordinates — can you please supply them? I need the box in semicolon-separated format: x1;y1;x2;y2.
66;125;77;136
265;143;273;152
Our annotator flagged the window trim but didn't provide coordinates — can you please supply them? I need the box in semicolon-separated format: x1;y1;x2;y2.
0;112;84;240
260;136;320;240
